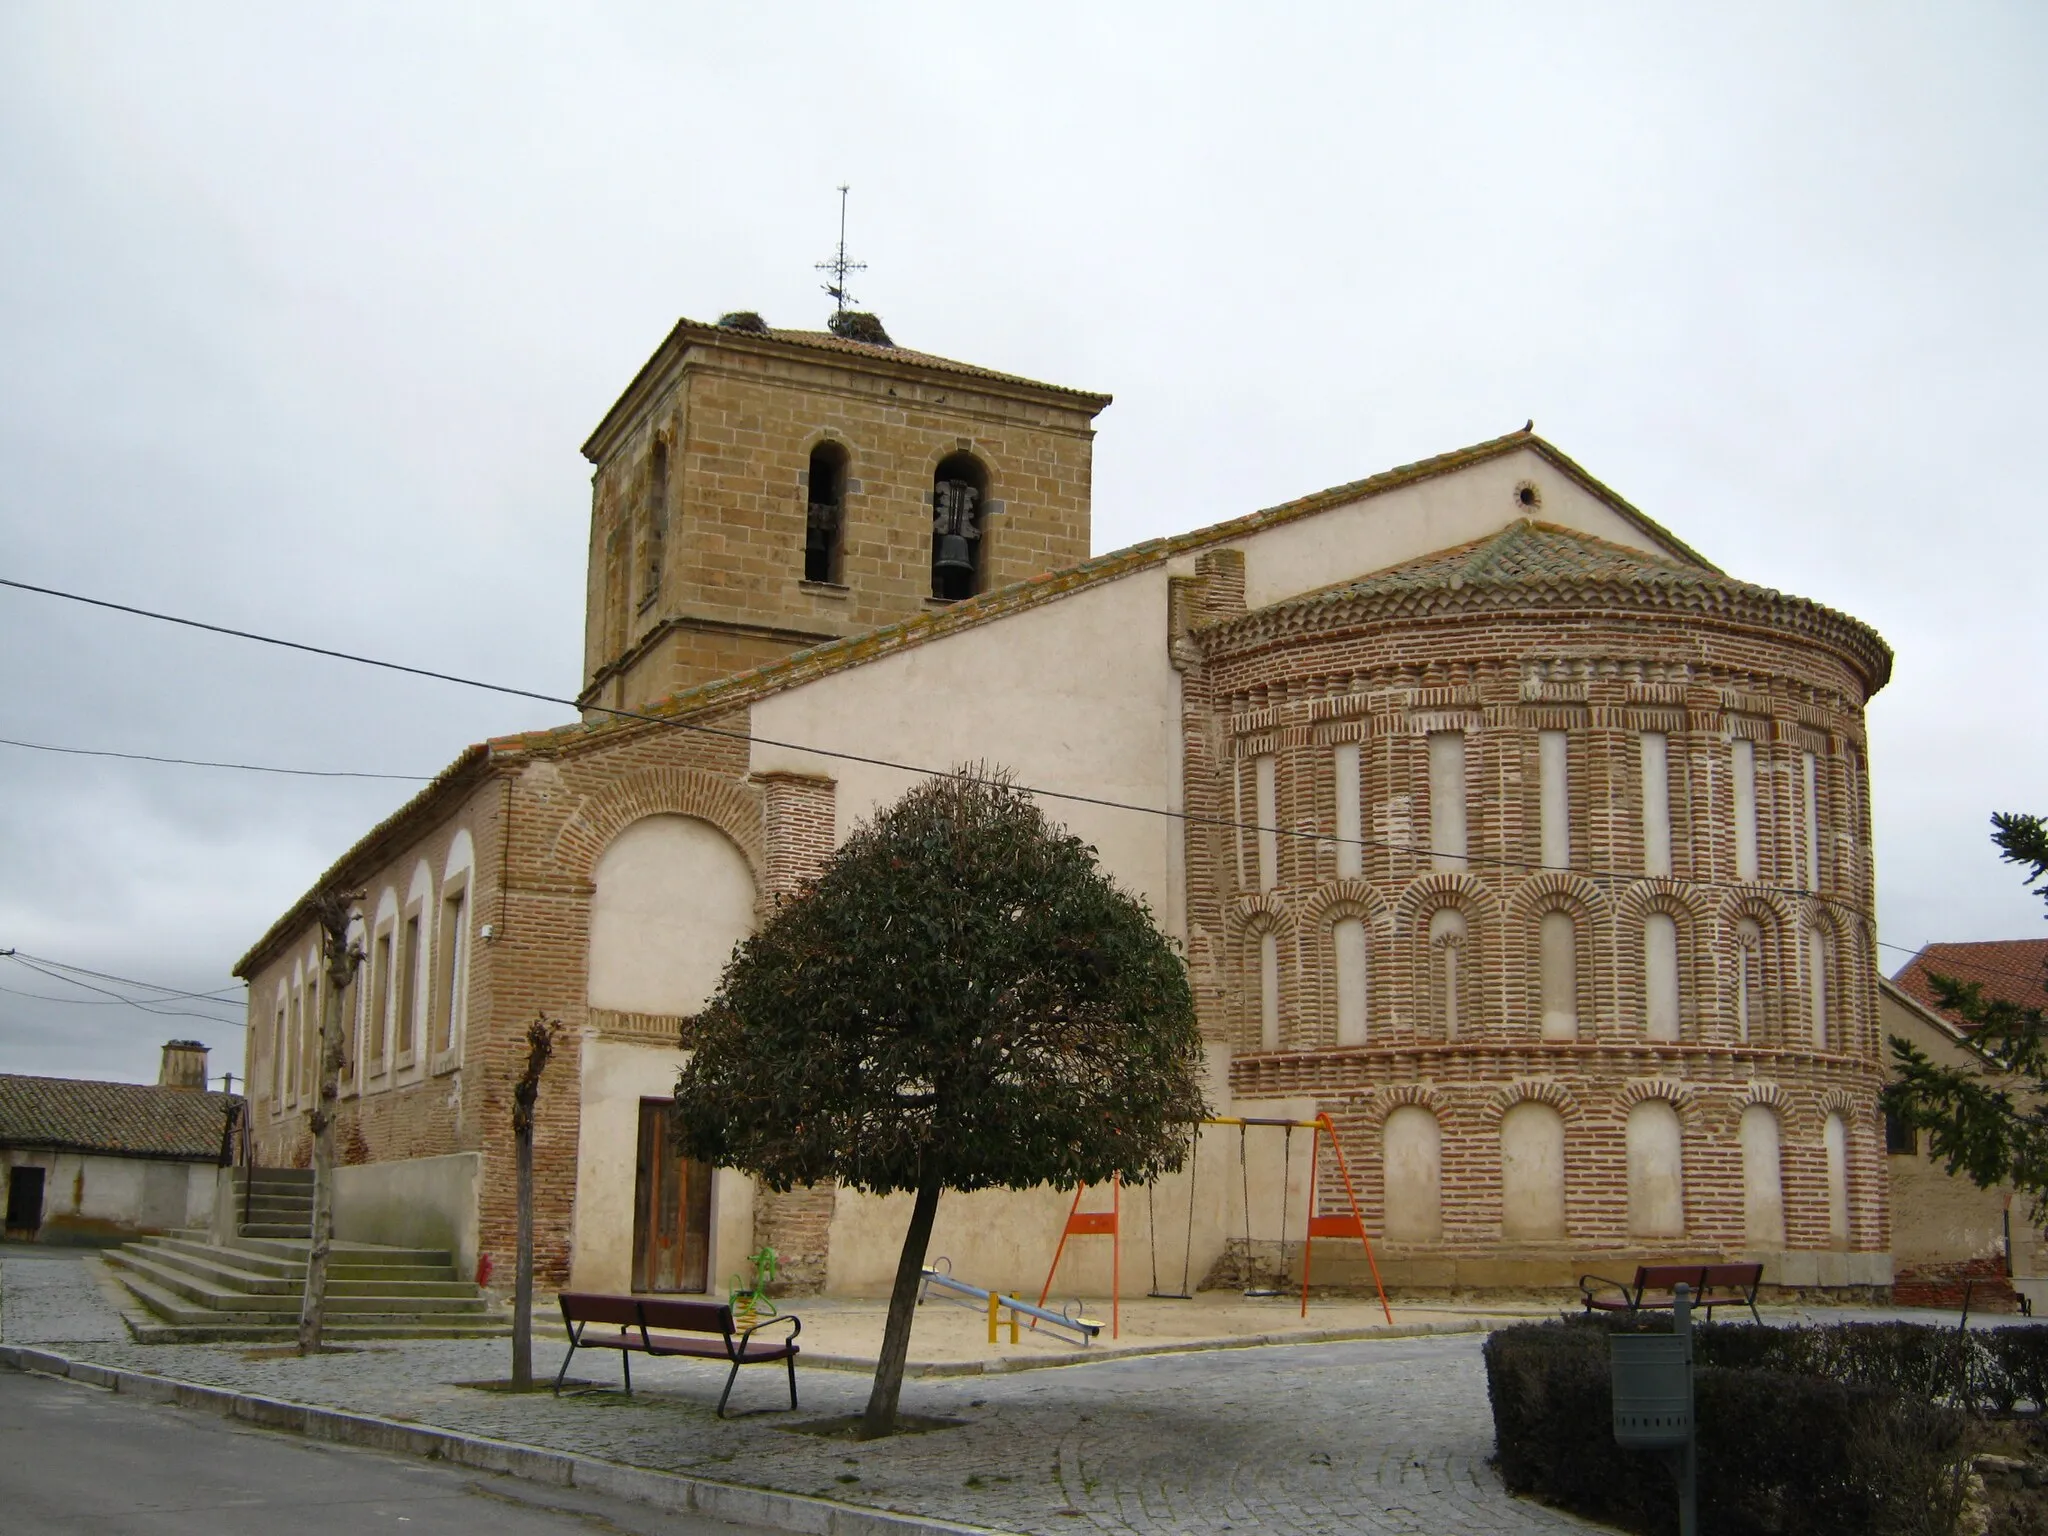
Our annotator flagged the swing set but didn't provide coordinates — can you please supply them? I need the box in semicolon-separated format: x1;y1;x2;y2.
1036;1112;1392;1338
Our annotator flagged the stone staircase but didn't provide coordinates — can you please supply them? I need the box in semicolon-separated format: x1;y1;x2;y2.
102;1169;507;1343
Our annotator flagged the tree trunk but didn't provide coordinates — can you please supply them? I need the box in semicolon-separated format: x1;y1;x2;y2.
297;898;358;1356
512;1122;535;1387
859;1171;943;1439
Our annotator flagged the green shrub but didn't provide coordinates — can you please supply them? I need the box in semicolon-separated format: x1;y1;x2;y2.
1485;1322;1973;1536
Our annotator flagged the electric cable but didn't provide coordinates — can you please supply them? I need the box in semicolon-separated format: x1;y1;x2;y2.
0;574;2032;972
0;735;430;781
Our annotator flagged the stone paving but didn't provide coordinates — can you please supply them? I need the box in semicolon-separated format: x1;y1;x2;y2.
1;1249;1603;1534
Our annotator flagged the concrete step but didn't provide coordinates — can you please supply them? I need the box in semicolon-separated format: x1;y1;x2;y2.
109;1269;507;1342
233;1168;314;1185
228;1235;452;1269
122;1240;480;1299
139;1235;441;1285
105;1250;493;1318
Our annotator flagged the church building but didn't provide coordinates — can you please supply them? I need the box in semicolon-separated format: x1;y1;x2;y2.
235;311;1894;1301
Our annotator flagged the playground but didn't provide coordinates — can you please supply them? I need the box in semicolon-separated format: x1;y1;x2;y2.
765;1288;1532;1373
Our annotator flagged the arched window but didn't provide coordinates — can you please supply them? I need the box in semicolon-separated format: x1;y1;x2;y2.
1808;924;1832;1049
642;439;669;608
804;442;848;584
1824;1111;1851;1245
1257;930;1281;1050
1740;1104;1786;1247
930;451;989;601
1539;909;1578;1041
1382;1106;1442;1243
1734;918;1764;1043
1501;1101;1566;1239
1334;917;1368;1046
589;815;758;1016
1644;911;1680;1042
1627;1099;1685;1238
1429;908;1468;1039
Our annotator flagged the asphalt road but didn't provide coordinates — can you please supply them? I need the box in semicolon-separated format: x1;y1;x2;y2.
0;1366;780;1535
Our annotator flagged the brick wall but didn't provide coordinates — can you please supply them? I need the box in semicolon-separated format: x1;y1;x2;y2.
1182;588;1890;1277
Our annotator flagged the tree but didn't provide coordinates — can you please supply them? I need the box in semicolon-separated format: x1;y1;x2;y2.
672;769;1207;1438
1884;813;2048;1208
298;888;363;1355
510;1015;559;1389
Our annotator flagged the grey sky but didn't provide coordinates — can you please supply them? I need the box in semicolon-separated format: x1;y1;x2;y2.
2;2;2043;1085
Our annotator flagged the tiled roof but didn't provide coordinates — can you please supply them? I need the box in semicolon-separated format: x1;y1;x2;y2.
0;1073;240;1161
1301;519;1729;604
1892;939;2048;1030
751;326;1111;403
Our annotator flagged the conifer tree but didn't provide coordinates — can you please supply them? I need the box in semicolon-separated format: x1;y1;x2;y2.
1884;814;2048;1203
672;769;1207;1438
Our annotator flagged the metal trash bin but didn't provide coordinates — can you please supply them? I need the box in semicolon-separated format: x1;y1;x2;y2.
1611;1333;1692;1449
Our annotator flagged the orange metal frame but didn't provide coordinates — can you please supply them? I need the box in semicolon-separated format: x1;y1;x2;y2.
1037;1173;1121;1337
1036;1114;1393;1333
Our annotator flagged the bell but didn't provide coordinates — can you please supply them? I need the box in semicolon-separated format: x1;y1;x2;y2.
934;532;974;578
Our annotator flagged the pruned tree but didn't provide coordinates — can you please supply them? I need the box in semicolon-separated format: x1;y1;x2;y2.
510;1014;558;1389
298;888;363;1356
1884;813;2048;1207
673;768;1207;1438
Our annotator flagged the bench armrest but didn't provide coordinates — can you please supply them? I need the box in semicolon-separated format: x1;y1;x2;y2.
1577;1273;1635;1308
734;1314;800;1357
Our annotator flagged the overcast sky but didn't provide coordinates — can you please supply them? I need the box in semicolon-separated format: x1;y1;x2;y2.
2;3;2043;1086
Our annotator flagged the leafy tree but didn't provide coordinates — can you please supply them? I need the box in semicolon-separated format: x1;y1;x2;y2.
1884;813;2048;1207
672;769;1207;1438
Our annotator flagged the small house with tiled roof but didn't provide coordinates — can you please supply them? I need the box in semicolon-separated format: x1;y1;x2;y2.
2;1041;238;1244
232;310;1897;1303
1890;940;2048;1033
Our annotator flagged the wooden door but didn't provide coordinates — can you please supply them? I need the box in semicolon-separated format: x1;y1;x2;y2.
632;1099;711;1293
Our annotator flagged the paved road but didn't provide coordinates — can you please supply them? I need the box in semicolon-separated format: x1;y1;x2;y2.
0;1366;777;1536
5;1250;1599;1535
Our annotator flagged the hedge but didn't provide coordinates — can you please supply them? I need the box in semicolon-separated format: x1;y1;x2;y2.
1485;1320;1977;1536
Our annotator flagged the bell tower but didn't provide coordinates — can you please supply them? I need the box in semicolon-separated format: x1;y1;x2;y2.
578;314;1111;715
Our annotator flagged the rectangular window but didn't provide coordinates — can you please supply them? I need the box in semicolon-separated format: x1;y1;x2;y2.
1802;751;1821;892
1732;737;1759;883
1640;732;1672;877
1539;730;1570;870
1333;744;1362;879
396;913;421;1060
1254;755;1278;891
368;929;393;1073
302;970;320;1097
1428;731;1467;871
272;1004;287;1108
288;988;303;1105
432;883;466;1057
1885;1108;1916;1156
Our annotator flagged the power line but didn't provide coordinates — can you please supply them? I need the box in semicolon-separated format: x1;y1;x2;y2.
0;735;430;781
0;573;1988;942
2;957;245;1025
7;950;245;1002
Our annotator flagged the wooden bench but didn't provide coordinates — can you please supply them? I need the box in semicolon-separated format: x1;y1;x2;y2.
554;1293;801;1417
1578;1262;1764;1324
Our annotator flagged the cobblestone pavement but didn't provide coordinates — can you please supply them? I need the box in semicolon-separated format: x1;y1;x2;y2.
2;1251;1600;1535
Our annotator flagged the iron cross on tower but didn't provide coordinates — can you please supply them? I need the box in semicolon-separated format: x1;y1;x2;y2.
815;185;865;314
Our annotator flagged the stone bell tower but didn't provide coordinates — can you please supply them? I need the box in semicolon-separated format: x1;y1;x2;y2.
577;312;1112;715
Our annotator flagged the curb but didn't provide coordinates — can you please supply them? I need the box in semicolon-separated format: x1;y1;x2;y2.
0;1344;1010;1536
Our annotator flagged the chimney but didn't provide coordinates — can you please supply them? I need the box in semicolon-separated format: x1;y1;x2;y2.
159;1039;209;1090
